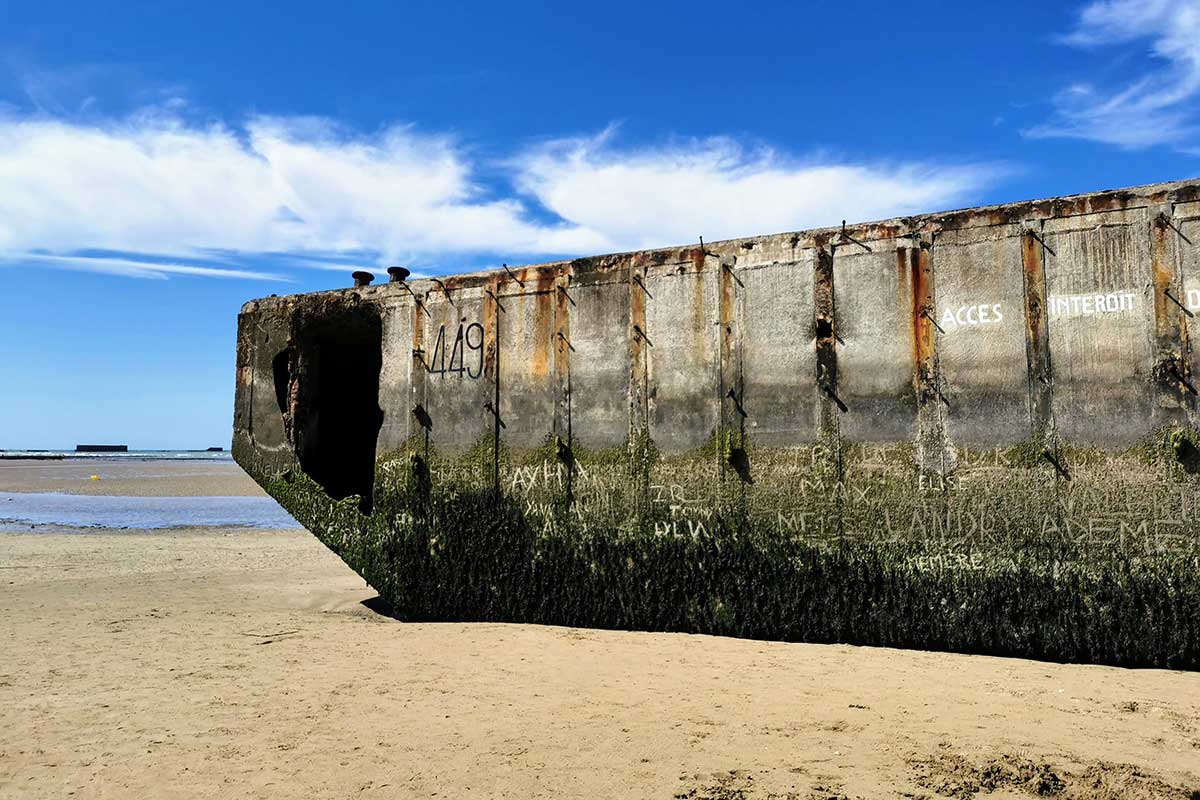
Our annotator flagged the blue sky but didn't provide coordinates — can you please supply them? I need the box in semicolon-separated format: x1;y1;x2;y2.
1;0;1198;449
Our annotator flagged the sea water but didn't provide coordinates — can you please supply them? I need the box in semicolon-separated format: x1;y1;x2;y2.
0;449;235;461
0;492;300;531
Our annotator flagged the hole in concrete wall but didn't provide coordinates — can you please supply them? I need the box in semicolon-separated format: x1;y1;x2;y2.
272;349;291;416
293;306;384;513
815;318;833;339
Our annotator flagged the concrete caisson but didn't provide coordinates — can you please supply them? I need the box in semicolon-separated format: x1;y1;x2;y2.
234;178;1200;667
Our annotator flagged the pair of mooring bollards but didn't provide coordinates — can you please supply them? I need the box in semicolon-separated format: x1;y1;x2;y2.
352;266;409;287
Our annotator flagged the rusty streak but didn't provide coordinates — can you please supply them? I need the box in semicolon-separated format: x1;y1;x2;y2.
908;244;936;404
814;246;841;432
1021;229;1054;440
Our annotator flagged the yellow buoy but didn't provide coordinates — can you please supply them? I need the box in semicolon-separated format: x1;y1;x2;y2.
90;475;100;481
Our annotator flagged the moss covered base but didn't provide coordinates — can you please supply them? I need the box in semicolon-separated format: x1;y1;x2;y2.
244;442;1200;670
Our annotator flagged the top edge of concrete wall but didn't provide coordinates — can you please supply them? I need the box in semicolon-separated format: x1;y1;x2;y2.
241;176;1200;313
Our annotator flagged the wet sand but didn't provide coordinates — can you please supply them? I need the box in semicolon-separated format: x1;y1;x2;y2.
0;459;265;497
1;466;1198;798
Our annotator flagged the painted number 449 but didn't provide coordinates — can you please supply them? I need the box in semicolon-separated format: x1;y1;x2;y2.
428;323;485;378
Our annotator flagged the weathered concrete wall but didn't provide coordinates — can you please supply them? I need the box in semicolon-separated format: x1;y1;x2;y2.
232;178;1200;666
238;178;1200;524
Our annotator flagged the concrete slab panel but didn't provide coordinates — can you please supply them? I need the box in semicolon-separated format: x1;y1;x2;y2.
739;257;817;446
1043;211;1157;446
933;224;1030;446
569;279;630;451
376;300;415;454
833;237;916;443
418;290;493;455
645;265;720;453
497;288;557;452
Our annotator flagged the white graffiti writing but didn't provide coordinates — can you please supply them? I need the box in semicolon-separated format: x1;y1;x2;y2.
1047;291;1136;318
940;303;1004;329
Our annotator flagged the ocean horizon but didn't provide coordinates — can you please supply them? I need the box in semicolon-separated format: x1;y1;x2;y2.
0;449;234;461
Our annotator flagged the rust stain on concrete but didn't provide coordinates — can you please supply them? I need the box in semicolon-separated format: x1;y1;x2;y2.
1021;229;1052;438
530;270;556;379
483;275;500;378
908;244;936;399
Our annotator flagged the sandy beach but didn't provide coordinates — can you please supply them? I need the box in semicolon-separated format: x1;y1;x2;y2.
1;462;1197;799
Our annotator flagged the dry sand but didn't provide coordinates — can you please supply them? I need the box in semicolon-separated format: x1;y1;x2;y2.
1;464;1198;799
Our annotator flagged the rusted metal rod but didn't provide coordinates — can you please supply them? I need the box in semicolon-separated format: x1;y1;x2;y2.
836;220;872;253
921;307;945;334
725;388;748;418
821;383;848;413
483;401;507;429
1170;364;1198;395
1164;288;1194;318
398;282;426;314
502;262;525;287
1042;449;1070;481
722;261;744;288
1158;212;1193;244
430;278;455;305
1027;229;1057;257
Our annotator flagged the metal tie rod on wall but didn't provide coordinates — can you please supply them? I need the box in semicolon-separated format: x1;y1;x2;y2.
836;221;871;253
430;278;455;305
1169;364;1198;395
921;306;946;334
399;281;427;314
502;262;525;287
1164;287;1194;318
1042;449;1071;481
820;382;848;414
725;388;748;418
1027;229;1056;256
483;401;507;429
1158;212;1193;244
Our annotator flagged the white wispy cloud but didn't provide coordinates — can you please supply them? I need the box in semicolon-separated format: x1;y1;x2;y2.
1;253;290;281
513;130;1002;251
1025;0;1200;149
0;110;1003;280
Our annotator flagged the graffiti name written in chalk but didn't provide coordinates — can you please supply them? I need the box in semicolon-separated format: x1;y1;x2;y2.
1047;291;1135;318
941;304;1004;329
